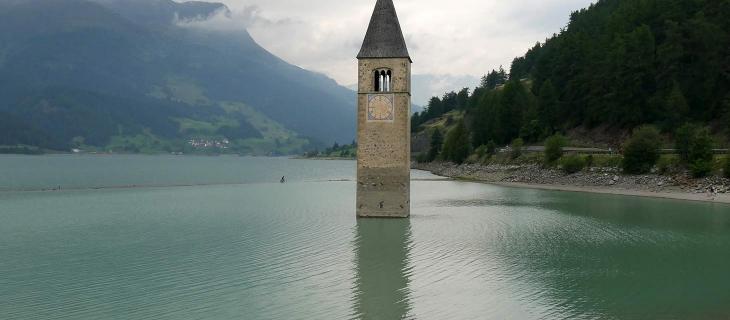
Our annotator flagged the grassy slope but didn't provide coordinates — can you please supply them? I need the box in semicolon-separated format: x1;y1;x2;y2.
97;76;312;155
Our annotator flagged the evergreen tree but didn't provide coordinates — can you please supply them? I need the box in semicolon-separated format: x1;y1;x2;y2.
664;81;689;130
470;90;499;148
442;91;458;113
425;97;444;120
442;121;470;164
536;80;559;135
427;128;443;162
456;88;470;109
411;112;421;132
481;66;509;90
497;66;508;84
496;80;531;144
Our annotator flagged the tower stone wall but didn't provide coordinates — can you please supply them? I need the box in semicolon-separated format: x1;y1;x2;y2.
356;0;411;218
356;58;411;218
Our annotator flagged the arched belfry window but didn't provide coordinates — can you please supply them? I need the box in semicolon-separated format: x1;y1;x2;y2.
373;69;392;92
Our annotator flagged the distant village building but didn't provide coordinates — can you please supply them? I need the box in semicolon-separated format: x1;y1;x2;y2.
356;0;412;218
187;138;230;149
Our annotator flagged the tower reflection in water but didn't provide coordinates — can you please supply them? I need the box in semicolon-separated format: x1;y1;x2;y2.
353;219;413;320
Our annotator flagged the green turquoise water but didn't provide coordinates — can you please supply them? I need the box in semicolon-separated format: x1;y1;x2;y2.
1;155;729;319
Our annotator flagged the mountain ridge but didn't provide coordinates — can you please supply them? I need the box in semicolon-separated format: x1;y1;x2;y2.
0;0;356;154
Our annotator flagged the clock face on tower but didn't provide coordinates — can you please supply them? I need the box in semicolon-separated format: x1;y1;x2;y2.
367;94;395;122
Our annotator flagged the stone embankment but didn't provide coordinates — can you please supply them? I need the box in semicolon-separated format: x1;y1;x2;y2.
413;162;729;199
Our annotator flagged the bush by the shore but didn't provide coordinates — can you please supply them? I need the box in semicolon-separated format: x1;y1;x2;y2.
544;134;567;164
678;125;715;178
725;157;730;179
560;155;587;174
510;138;524;160
622;125;662;174
657;155;681;175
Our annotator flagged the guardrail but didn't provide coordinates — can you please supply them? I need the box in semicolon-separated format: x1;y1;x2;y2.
499;146;730;155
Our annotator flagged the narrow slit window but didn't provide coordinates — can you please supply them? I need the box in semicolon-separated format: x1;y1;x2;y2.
374;71;380;92
373;69;392;92
386;70;392;92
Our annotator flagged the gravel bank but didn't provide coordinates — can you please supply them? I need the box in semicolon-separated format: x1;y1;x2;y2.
413;162;730;204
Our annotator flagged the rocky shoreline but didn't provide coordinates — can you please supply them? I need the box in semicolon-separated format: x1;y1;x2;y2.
413;162;730;204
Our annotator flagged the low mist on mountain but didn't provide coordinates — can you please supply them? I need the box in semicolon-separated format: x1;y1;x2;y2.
0;0;356;154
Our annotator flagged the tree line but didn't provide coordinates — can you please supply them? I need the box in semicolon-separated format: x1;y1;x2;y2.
414;0;729;176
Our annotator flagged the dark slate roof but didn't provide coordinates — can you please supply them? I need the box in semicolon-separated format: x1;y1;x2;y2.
357;0;411;61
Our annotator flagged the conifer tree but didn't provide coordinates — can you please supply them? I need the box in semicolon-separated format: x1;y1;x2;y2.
427;128;443;162
537;80;558;135
664;81;689;130
442;121;470;164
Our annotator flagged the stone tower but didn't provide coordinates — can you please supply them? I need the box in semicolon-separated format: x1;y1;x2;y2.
356;0;411;218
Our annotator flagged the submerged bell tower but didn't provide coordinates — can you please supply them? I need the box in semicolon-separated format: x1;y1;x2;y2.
356;0;411;218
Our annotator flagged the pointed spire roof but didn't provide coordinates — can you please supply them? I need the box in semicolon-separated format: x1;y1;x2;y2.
357;0;411;61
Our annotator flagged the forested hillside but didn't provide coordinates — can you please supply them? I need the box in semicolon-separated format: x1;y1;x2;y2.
414;0;730;149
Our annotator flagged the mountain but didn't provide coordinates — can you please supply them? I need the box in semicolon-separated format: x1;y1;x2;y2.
0;0;356;154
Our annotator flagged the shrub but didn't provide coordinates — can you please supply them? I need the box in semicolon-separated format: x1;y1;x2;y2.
622;125;662;174
510;138;524;160
675;124;715;177
475;145;488;158
724;156;730;179
465;154;481;164
544;134;567;164
486;140;497;156
560;155;586;174
593;154;622;168
657;155;680;175
585;154;594;167
687;127;714;177
690;159;713;178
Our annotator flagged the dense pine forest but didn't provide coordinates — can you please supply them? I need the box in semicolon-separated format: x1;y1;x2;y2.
413;0;730;150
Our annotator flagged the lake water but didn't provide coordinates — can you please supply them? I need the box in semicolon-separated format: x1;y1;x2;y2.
1;155;729;319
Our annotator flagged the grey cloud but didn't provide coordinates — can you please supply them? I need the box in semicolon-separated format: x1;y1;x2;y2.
176;4;300;31
239;5;297;27
178;0;595;99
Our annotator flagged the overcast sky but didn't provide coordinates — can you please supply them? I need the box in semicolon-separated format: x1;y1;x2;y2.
189;0;595;98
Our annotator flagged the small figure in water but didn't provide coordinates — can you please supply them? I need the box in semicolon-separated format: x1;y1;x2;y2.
280;176;286;183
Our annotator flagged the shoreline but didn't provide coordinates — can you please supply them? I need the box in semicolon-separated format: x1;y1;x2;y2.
483;181;730;204
413;162;730;205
